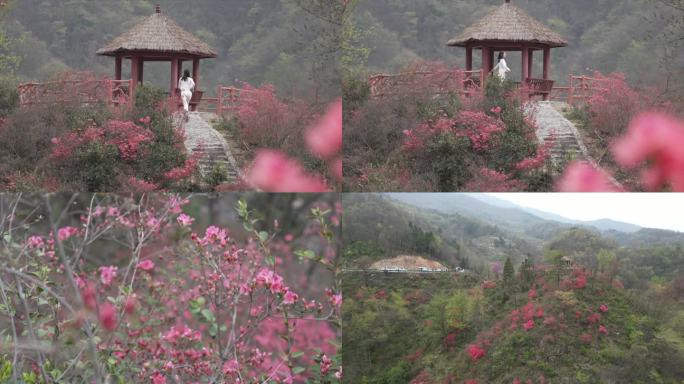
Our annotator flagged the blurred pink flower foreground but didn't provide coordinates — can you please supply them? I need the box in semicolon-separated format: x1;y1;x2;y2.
558;112;684;192
246;99;342;192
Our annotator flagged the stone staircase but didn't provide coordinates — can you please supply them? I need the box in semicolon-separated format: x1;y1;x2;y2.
531;101;589;166
175;112;240;183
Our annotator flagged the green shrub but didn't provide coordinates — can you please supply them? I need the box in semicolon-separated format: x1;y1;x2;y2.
0;77;19;118
69;140;120;191
134;84;166;120
342;76;371;112
424;133;471;192
205;163;228;187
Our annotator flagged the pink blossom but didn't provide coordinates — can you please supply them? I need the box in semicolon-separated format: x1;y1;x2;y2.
99;302;118;331
523;319;535;331
58;226;79;241
527;289;537;300
137;259;155;272
580;333;592;343
599;304;609;313
306;100;342;159
491;106;502;114
283;290;299;305
98;266;118;286
556;161;620;192
124;294;137;315
222;359;240;377
247;150;328;192
599;325;608;335
467;344;486;362
177;213;194;227
151;371;166;384
612;112;684;191
320;354;332;375
81;280;97;310
26;236;44;249
139;116;151;125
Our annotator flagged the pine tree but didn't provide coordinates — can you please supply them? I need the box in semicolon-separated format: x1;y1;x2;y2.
502;257;515;303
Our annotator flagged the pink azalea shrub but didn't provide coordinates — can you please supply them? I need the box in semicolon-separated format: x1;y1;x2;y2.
583;72;645;139
1;194;341;382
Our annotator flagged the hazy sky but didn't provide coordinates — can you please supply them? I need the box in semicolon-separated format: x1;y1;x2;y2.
488;194;684;232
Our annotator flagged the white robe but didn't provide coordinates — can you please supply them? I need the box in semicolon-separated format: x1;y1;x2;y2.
493;59;511;79
178;77;195;111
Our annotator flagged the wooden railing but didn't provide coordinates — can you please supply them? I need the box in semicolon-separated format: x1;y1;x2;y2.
199;86;260;116
18;79;133;112
551;75;609;106
368;69;484;99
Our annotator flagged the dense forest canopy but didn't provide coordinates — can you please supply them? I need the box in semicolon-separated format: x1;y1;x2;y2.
3;0;342;99
348;0;684;89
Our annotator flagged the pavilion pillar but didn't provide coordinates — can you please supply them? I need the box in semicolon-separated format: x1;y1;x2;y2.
543;46;551;101
131;56;140;100
193;58;200;90
138;58;144;83
521;46;529;85
543;47;551;80
170;58;179;95
481;46;490;83
488;49;495;73
115;56;122;80
465;46;473;71
528;50;534;79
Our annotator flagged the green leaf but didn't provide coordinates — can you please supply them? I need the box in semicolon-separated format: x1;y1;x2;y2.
258;231;269;242
291;351;305;358
292;366;306;374
201;308;215;322
295;250;316;260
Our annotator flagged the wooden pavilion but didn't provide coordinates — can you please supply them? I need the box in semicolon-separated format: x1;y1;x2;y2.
96;4;217;109
447;0;567;100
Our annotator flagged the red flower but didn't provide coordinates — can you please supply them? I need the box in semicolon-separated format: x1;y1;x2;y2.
99;302;117;331
124;294;137;315
599;325;608;335
523;319;535;331
246;150;328;192
556;161;620;192
306;99;342;159
467;344;486;362
150;371;166;384
137;259;155;272
612;112;684;191
599;304;608;313
580;333;592;343
527;289;537;300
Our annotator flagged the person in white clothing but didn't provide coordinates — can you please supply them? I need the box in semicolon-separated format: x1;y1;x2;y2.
493;52;511;79
178;69;195;112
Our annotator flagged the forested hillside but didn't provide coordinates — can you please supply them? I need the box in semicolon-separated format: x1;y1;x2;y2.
3;0;342;99
348;0;684;88
342;194;541;271
342;196;684;383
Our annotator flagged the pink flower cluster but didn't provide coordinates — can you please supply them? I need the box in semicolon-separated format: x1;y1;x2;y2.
558;112;684;191
246;99;341;192
467;344;486;362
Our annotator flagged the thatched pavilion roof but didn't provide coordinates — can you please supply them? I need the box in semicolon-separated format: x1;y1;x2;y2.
97;5;217;58
447;1;567;48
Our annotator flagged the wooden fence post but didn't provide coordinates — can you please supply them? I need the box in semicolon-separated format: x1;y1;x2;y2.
216;85;223;116
568;75;574;106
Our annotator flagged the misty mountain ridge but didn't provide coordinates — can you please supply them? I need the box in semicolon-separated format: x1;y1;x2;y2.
388;193;645;235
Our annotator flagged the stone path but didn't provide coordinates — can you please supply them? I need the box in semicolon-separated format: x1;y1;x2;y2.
530;101;589;165
175;112;240;182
